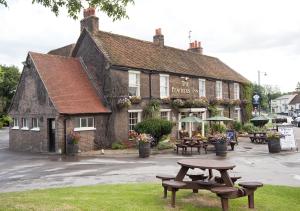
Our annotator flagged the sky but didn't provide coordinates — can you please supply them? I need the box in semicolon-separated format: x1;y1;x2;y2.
1;0;300;93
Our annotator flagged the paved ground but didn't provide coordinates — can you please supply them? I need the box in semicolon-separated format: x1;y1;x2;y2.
0;126;300;193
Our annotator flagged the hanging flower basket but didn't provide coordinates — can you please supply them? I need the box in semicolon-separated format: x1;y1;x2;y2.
172;99;185;109
129;96;142;104
117;96;131;108
161;98;171;105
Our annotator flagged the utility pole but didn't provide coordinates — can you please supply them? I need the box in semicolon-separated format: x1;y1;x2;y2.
257;70;267;115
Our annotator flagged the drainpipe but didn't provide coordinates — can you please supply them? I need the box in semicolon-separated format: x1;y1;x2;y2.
64;118;67;154
149;71;152;99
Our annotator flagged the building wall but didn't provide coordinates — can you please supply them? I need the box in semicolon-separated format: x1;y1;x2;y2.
9;61;58;153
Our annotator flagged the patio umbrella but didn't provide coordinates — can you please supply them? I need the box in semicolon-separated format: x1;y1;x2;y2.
205;116;234;121
179;116;203;137
250;116;269;127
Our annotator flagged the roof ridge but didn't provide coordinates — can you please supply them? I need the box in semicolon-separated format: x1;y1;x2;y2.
29;51;79;61
96;30;216;59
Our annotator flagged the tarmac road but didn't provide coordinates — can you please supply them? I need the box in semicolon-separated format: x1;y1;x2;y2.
0;127;300;193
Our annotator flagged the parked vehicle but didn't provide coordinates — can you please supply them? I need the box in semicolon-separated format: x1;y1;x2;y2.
292;117;300;127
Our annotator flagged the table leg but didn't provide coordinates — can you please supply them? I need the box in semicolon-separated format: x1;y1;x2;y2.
175;166;189;181
219;170;234;187
208;169;213;179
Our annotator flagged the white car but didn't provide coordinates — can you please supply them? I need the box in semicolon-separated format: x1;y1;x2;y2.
294;117;300;127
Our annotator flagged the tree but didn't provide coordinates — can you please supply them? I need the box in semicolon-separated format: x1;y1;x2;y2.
0;65;21;113
0;0;134;20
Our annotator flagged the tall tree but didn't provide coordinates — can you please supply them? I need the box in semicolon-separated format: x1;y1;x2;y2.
0;65;20;113
0;0;134;20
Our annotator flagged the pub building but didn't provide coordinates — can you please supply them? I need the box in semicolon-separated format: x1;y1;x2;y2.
9;8;249;153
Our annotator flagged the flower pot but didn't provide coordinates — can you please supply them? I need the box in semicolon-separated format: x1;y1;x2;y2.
139;142;151;158
215;142;227;157
268;139;281;153
66;143;79;155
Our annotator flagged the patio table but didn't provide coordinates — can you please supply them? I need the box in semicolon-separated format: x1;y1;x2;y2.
175;159;236;187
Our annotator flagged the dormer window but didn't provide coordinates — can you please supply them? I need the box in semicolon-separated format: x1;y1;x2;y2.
128;71;140;97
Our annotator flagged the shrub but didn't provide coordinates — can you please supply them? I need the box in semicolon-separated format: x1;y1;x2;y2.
157;141;174;150
112;142;125;150
134;118;173;143
242;123;258;133
0;121;3;129
0;115;12;127
210;124;227;134
143;99;160;119
232;121;243;132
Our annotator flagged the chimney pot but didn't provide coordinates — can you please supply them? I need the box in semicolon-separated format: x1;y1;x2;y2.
81;7;99;34
188;40;203;54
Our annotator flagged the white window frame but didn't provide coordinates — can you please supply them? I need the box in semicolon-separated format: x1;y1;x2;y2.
216;81;223;99
160;109;171;121
199;79;206;97
160;74;170;98
128;109;142;131
74;117;96;132
234;83;240;100
128;70;140;97
31;118;40;131
12;118;19;129
21;118;29;130
234;107;241;122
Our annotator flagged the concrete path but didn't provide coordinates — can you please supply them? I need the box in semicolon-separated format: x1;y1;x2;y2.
0;127;300;193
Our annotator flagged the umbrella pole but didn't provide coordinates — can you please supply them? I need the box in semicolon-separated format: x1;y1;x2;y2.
189;122;192;138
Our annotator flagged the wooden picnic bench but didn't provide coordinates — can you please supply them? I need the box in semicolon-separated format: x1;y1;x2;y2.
157;159;263;210
249;132;267;144
175;138;207;155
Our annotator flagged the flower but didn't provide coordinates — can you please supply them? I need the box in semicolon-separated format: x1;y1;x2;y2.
129;96;142;104
161;98;171;104
128;130;138;140
67;132;80;145
210;133;227;144
266;131;283;141
172;99;185;108
117;96;131;108
136;133;151;143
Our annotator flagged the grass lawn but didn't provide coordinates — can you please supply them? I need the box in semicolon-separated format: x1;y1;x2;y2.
0;183;299;211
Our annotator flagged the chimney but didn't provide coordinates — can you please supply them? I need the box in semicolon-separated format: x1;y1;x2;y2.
188;40;203;54
80;7;99;34
153;28;164;47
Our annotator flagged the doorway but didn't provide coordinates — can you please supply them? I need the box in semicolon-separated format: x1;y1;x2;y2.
48;119;56;152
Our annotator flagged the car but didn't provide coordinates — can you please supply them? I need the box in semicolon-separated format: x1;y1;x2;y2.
293;117;300;127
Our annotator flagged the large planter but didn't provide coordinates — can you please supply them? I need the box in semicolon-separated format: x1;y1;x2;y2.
215;142;227;157
139;142;151;158
268;139;281;153
66;143;79;155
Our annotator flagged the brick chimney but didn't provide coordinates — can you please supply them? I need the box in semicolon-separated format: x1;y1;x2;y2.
80;7;99;34
153;28;164;47
188;40;203;54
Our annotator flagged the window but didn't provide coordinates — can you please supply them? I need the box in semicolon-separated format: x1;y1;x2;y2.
160;109;171;120
234;83;240;100
31;118;40;131
234;108;241;122
128;71;140;96
21;118;28;130
160;74;169;98
199;79;206;97
128;111;141;131
216;81;223;99
12;118;19;129
74;117;95;131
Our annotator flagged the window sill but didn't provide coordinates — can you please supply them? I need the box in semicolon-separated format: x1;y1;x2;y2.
31;128;40;131
12;126;19;130
74;127;96;132
21;127;29;131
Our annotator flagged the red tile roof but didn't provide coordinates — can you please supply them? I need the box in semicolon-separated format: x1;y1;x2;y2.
48;44;75;57
29;52;110;114
91;31;249;83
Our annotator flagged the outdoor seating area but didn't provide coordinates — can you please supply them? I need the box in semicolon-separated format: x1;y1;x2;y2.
156;159;263;211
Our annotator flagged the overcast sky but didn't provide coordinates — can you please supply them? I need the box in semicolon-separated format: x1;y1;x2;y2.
1;0;300;92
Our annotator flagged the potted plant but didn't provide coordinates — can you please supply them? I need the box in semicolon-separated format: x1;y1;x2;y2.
266;131;282;153
210;133;227;156
136;133;151;158
66;131;80;155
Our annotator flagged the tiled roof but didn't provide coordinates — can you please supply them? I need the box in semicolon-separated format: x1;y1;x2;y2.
91;31;249;83
48;44;75;57
289;94;300;105
29;52;110;114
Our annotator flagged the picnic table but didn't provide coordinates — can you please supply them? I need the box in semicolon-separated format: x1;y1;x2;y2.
176;138;207;155
175;159;236;186
249;132;267;144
